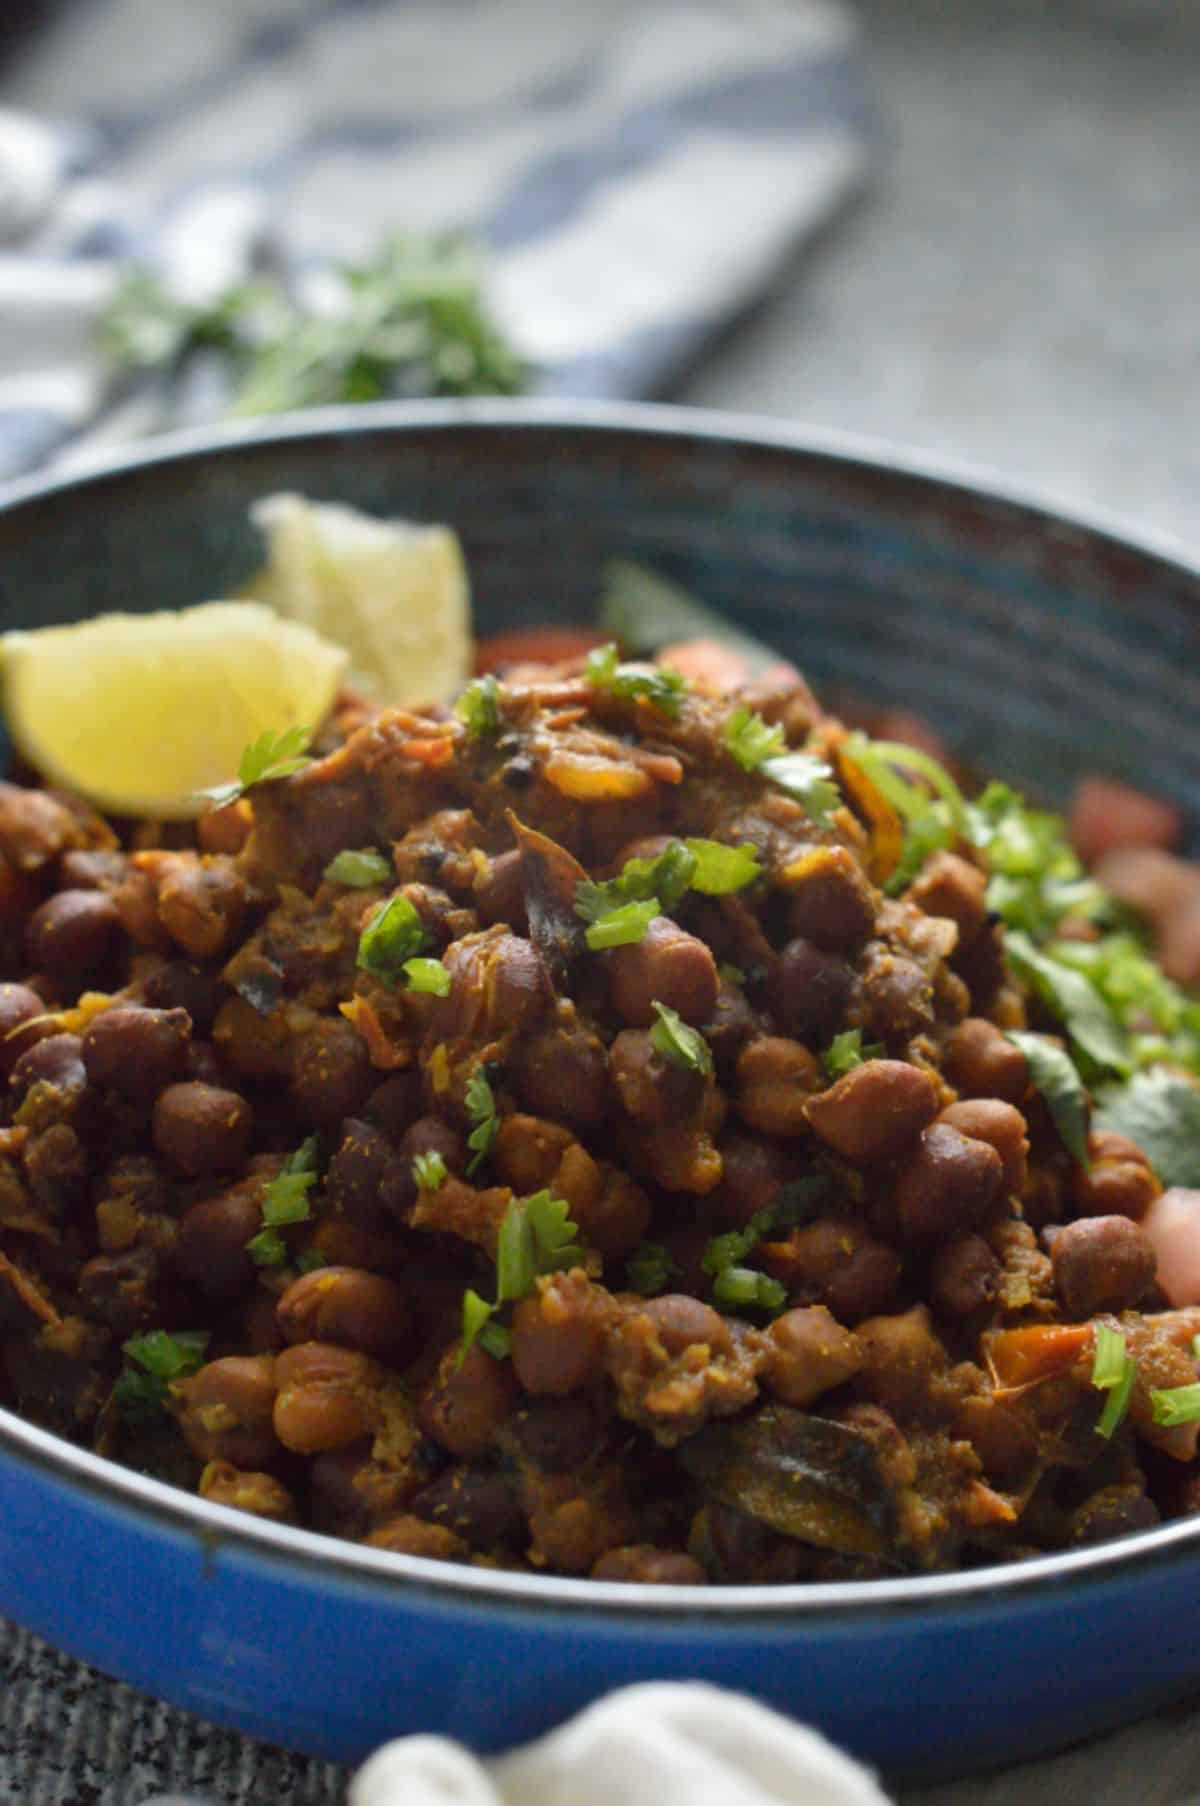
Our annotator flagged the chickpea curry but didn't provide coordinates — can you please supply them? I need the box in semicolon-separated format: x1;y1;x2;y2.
3;637;1200;1588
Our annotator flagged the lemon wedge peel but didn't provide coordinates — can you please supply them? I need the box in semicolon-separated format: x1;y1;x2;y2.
248;493;472;706
0;601;348;820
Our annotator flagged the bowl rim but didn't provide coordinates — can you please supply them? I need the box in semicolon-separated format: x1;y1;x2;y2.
3;393;1200;1625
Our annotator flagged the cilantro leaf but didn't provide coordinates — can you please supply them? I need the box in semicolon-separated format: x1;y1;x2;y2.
1095;1068;1200;1188
495;1188;581;1304
1005;930;1131;1077
244;1136;321;1265
357;894;428;985
724;706;785;771
246;1228;288;1268
465;1067;501;1176
458;1287;498;1366
456;675;501;740
404;957;452;997
198;724;314;808
1006;1031;1090;1165
684;839;761;895
584;642;688;718
114;1328;210;1420
324;848;392;888
649;1001;713;1077
625;1242;676;1296
584;897;660;950
759;751;840;823
821;1029;883;1080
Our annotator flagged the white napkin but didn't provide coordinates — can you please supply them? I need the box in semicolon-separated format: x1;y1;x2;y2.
349;1683;892;1806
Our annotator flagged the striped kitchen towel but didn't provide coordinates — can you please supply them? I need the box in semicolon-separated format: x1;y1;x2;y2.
0;0;874;482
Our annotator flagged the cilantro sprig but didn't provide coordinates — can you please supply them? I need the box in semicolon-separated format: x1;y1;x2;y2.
584;643;688;718
102;232;526;418
198;725;314;809
113;1329;209;1421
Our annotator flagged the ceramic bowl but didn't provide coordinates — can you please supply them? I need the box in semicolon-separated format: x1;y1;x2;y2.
2;401;1199;1783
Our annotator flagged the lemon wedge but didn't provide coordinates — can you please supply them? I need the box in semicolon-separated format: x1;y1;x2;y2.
0;601;348;819
248;493;472;703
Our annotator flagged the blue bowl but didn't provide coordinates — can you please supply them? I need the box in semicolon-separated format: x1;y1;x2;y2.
2;400;1200;1784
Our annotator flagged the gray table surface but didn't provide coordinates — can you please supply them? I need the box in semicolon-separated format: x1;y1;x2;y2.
7;2;1200;1801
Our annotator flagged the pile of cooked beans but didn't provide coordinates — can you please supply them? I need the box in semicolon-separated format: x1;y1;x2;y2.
2;645;1200;1588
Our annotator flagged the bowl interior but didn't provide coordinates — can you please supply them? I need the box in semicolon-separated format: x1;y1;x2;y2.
1;404;1197;848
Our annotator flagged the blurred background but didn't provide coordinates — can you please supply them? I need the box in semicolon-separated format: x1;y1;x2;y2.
0;0;1195;548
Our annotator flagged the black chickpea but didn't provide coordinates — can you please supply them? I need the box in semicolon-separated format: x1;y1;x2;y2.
27;889;123;983
152;1081;253;1176
82;1005;191;1098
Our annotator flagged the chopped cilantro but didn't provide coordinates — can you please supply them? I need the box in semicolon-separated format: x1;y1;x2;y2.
712;1266;787;1313
575;840;695;923
575;837;758;940
684;839;761;895
1005;931;1130;1077
821;1029;883;1080
458;1288;499;1366
324;848;392;888
261;1136;320;1227
244;1136;321;1265
246;1228;288;1268
114;1329;209;1420
1006;1031;1090;1166
966;782;1108;941
295;1247;329;1274
584;642;688;718
760;751;840;823
465;1067;501;1176
723;705;785;771
649;1001;713;1078
477;1318;513;1360
198;724;314;808
404;956;452;997
584;897;660;950
718;963;745;987
456;674;501;740
1150;1383;1200;1428
413;1149;448;1193
496;1188;581;1301
625;1242;676;1296
357;893;428;985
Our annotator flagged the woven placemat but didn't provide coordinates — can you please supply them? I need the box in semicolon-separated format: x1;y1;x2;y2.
0;1619;346;1806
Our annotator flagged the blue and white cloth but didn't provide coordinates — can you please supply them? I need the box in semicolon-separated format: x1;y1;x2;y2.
0;0;873;482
